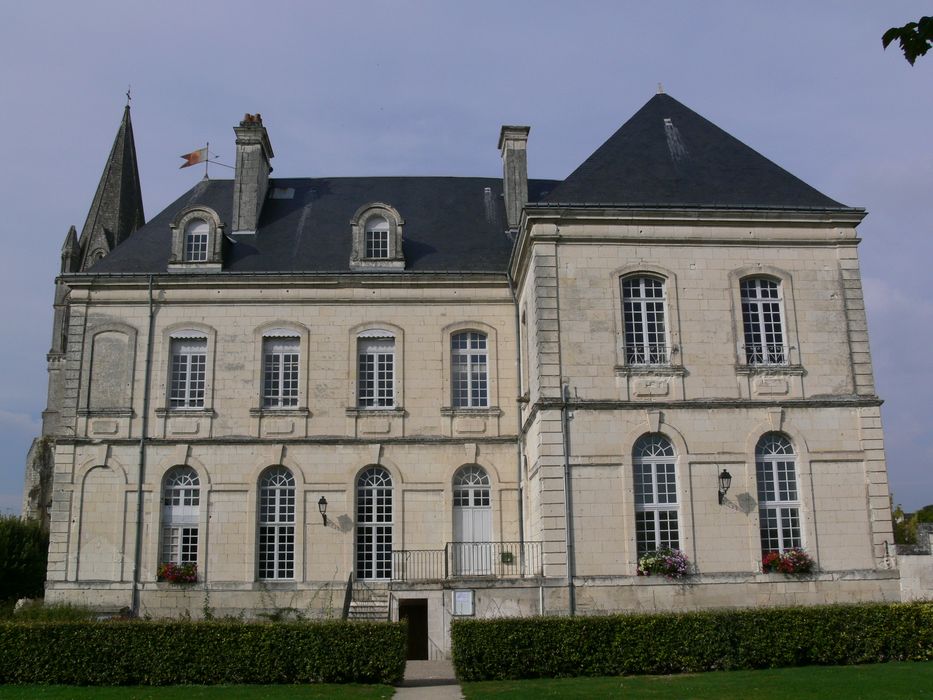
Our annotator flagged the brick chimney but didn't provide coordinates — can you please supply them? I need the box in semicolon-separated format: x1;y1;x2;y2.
232;113;274;234
498;125;530;230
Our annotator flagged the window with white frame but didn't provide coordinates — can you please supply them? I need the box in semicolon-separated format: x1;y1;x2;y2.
453;465;491;508
262;336;299;408
169;336;207;408
741;278;786;365
258;466;295;580
451;331;489;408
356;467;393;580
633;434;679;556
358;334;395;408
621;277;668;365
756;433;802;554
161;466;200;566
183;219;209;262
364;216;390;259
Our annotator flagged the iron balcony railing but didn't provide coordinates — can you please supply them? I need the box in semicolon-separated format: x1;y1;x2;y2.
625;344;669;365
391;541;543;582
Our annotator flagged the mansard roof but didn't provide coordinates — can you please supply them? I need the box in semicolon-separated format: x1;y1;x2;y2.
90;177;559;274
541;93;850;210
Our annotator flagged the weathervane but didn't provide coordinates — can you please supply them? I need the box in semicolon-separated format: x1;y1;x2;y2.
126;85;132;107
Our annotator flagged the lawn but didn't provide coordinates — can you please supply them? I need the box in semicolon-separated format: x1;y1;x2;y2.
461;661;933;698
0;685;393;699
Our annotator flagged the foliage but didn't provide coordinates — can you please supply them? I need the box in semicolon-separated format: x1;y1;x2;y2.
761;548;814;574
0;515;49;602
636;547;690;579
893;504;917;545
158;562;198;584
12;601;96;622
0;619;406;685
451;602;933;681
883;16;933;65
460;661;933;699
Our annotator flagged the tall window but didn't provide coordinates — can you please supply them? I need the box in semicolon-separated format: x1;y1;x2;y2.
633;434;679;556
365;216;390;259
169;337;207;408
161;467;200;566
258;467;295;580
183;219;209;262
358;335;395;408
621;277;668;364
451;331;488;408
756;433;801;554
741;278;786;365
356;467;393;579
453;465;491;509
262;336;299;408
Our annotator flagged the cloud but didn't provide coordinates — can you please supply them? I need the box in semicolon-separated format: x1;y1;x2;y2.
0;410;41;434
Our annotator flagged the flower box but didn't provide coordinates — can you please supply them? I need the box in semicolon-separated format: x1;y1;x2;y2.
761;548;814;574
637;547;690;580
158;562;198;584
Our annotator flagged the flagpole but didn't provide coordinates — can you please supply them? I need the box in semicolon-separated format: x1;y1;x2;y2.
205;142;209;179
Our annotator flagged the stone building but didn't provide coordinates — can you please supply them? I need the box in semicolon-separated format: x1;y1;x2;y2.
26;93;899;657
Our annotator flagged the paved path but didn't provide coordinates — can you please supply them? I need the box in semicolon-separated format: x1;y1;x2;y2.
394;660;464;699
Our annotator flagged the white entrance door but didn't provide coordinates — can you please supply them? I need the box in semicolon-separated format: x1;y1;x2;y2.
452;466;492;575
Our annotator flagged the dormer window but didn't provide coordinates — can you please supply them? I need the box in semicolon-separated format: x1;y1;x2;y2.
168;206;224;272
184;220;210;262
350;203;405;270
365;217;390;259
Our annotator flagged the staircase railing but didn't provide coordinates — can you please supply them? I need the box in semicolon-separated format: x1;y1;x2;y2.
341;572;353;620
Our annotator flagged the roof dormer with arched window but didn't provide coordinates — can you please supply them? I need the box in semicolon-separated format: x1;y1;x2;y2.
168;206;225;272
349;202;405;270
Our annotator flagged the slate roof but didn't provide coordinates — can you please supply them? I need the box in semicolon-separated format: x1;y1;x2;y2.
87;93;853;276
541;94;850;210
90;176;559;274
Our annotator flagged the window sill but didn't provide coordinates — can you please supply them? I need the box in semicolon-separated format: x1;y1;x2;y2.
614;364;686;377
735;364;806;376
249;407;311;417
167;262;222;273
349;258;405;271
155;407;216;418
440;406;502;417
77;407;133;417
345;406;405;417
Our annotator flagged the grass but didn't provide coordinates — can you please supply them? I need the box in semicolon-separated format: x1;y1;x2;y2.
0;685;394;699
461;661;933;698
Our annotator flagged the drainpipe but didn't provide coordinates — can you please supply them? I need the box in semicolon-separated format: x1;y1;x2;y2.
506;270;526;575
561;380;576;616
131;275;156;616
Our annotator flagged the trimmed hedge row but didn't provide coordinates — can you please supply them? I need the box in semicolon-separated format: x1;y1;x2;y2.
0;619;406;685
451;602;933;681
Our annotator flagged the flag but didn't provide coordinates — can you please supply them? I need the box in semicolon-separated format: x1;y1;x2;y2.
179;148;207;169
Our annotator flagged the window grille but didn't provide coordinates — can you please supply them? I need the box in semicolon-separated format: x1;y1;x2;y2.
262;337;299;408
756;433;802;553
741;278;787;364
358;337;395;408
621;277;668;364
451;332;489;408
633;434;679;556
258;467;296;580
169;337;207;408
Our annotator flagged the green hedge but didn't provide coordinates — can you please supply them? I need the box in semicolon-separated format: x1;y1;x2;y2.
451;602;933;681
0;620;406;685
0;516;48;602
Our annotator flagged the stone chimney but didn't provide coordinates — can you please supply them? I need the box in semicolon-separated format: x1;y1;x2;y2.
232;113;274;234
498;125;530;230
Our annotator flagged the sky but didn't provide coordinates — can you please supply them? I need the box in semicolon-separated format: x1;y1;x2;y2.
0;2;931;513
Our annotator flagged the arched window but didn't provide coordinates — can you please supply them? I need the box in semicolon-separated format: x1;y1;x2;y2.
364;216;390;259
756;433;801;553
183;219;210;262
621;276;668;365
451;332;489;408
741;278;786;365
161;467;200;566
633;434;679;556
258;467;295;580
356;467;393;580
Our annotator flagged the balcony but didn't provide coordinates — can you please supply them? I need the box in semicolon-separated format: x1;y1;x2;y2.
391;541;543;582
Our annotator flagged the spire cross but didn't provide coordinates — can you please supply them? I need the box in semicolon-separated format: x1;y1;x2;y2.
126;85;132;106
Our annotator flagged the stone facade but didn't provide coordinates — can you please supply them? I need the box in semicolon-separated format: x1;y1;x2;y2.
29;94;902;657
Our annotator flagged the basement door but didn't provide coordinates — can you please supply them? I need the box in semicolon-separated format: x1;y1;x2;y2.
452;466;492;575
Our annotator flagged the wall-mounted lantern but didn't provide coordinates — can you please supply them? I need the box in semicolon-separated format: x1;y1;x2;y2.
318;496;328;526
718;469;732;505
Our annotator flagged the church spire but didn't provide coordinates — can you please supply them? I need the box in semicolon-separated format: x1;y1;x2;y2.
78;104;146;270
